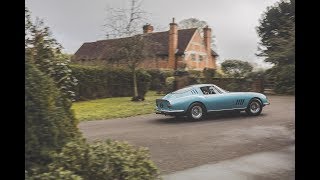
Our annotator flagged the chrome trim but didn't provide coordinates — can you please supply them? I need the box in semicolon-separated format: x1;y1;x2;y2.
207;108;245;112
155;109;184;113
264;102;270;105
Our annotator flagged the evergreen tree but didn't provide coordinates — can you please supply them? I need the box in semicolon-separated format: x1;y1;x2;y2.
25;62;80;171
25;7;77;103
256;0;295;66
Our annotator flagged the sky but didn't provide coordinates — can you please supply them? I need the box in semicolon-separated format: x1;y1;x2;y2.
26;0;279;69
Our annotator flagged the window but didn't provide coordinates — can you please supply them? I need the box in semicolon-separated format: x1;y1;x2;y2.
199;55;203;61
200;86;216;95
191;54;196;61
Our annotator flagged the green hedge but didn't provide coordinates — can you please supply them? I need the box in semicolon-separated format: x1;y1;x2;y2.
70;65;151;101
146;69;174;91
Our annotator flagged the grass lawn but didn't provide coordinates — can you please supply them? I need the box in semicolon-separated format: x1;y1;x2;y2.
72;91;164;121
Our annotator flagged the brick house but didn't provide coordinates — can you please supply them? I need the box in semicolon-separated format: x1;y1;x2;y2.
72;18;218;71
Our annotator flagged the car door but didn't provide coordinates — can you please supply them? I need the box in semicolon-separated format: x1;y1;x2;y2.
201;86;228;111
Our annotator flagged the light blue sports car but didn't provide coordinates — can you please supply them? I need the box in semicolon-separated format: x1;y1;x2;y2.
155;84;270;120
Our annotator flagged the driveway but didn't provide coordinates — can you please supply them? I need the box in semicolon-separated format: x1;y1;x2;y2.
79;95;295;178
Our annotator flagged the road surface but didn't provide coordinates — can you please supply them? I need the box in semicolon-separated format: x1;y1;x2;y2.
79;95;295;178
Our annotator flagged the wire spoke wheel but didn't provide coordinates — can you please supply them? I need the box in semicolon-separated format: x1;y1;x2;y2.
246;99;262;116
188;103;206;120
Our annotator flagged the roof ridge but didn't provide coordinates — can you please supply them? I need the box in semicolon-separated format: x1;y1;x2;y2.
95;28;197;42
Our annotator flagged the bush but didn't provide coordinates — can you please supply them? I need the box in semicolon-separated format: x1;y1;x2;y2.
137;70;152;98
70;65;151;100
164;76;175;93
25;62;80;171
26;167;82;180
36;139;161;180
273;65;295;94
245;71;266;82
146;69;173;91
203;68;216;83
212;78;250;92
188;70;202;78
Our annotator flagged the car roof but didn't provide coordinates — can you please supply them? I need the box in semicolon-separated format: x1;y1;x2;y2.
189;84;215;88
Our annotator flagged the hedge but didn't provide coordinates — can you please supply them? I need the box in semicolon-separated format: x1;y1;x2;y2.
146;69;174;91
70;65;151;101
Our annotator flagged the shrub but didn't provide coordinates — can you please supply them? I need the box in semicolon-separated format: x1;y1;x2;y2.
245;71;266;82
137;70;152;98
273;65;295;94
188;70;202;78
25;62;80;171
225;82;237;91
44;139;161;180
26;167;82;180
146;69;174;92
212;78;250;92
203;68;216;83
164;76;175;93
70;65;151;100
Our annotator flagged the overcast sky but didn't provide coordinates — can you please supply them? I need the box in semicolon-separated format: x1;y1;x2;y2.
26;0;279;69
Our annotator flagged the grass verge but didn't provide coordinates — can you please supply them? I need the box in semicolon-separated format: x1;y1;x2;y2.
72;91;164;121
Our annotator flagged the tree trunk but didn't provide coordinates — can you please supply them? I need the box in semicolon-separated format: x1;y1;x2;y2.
133;68;138;98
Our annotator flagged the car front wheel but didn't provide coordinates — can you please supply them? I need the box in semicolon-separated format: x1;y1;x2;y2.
245;98;262;116
188;103;205;120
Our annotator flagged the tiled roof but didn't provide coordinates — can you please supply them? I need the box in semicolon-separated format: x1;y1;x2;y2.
73;28;218;60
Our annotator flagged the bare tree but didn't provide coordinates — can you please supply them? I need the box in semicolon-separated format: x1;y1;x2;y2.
104;0;154;101
104;0;147;38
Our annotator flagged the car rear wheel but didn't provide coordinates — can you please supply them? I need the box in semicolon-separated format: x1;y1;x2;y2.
188;103;205;120
245;98;262;116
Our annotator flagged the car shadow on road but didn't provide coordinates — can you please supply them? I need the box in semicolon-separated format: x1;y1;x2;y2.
152;112;267;124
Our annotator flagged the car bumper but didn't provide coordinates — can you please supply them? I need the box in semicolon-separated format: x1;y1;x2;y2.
263;102;270;105
155;109;185;115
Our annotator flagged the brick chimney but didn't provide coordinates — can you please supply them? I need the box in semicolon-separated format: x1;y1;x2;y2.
203;25;216;68
143;24;154;33
203;25;211;54
167;18;178;69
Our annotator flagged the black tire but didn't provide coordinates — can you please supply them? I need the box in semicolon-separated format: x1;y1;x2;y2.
245;98;263;116
188;103;206;120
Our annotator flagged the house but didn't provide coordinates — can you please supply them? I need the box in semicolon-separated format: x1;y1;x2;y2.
72;18;218;71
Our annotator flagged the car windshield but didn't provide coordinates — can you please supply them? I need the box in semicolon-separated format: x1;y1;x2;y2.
171;86;193;94
214;85;228;93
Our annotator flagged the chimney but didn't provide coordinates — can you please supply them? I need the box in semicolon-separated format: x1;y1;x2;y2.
203;25;216;68
143;24;154;33
167;18;178;69
203;25;211;53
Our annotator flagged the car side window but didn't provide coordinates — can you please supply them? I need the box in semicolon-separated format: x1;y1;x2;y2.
208;86;216;94
200;87;209;95
200;86;216;95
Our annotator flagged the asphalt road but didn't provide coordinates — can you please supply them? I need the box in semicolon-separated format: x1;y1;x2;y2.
79;95;295;178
